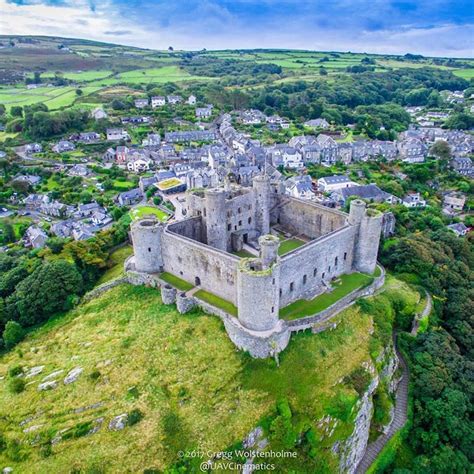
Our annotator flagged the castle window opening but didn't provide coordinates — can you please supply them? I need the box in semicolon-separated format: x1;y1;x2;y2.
313;268;317;277
248;217;252;224
290;282;294;292
328;266;331;272
303;275;307;284
335;256;338;267
271;307;274;313
203;208;206;216
148;247;151;252
344;252;347;261
227;224;231;231
279;289;282;297
322;272;325;279
238;207;242;214
238;220;242;226
272;278;275;285
195;276;201;286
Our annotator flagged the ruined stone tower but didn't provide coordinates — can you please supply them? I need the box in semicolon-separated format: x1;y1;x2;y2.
130;218;164;273
349;199;383;274
236;234;280;331
252;175;271;236
204;188;227;251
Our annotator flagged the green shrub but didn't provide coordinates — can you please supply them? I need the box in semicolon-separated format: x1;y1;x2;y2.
127;408;144;426
89;370;101;381
344;367;371;396
8;377;26;394
3;321;25;349
8;364;24;377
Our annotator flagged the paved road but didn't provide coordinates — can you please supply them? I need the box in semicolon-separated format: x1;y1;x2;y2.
355;334;409;474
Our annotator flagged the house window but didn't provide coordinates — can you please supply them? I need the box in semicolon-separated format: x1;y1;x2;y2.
313;268;317;277
290;282;294;292
344;252;347;261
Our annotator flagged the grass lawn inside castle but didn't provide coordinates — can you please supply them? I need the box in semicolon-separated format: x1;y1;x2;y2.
280;271;375;320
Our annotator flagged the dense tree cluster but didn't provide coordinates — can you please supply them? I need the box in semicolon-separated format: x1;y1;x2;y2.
0;215;131;350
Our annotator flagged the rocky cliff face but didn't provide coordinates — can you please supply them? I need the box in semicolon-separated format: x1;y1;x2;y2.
338;344;400;473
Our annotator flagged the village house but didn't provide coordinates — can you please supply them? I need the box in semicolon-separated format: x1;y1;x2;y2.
151;96;166;108
317;175;357;193
332;184;399;205
52;140;75;153
25;143;42;154
107;128;129;141
241;109;266;125
186;168;219;189
126;155;152;173
316;134;339;166
443;192;466;215
13;174;41;186
186;95;197;105
196;106;212;119
134;98;149;109
402;192;426;208
23;193;50;211
167;95;183;105
398;138;427;163
68;164;91;177
164;131;216;143
142;133;161;148
447;223;469;237
24;226;48;249
450;157;473;177
117;188;143;206
284;175;315;200
304;118;330;129
91;108;107;120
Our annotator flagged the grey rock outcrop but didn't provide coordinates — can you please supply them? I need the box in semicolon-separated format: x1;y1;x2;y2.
64;367;83;385
108;414;128;431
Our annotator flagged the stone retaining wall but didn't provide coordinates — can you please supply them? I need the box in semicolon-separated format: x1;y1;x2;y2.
82;277;129;303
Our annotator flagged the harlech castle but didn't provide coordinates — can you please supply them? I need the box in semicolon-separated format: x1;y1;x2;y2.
125;175;384;358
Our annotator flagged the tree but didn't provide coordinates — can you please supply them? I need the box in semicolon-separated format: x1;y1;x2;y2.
75;88;83;96
429;140;451;160
7;260;83;327
3;320;24;349
10;106;23;118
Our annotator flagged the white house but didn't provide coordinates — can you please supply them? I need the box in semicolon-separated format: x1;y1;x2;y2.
151;96;166;108
186;95;197;105
106;128;129;141
317;175;357;192
402;192;426;208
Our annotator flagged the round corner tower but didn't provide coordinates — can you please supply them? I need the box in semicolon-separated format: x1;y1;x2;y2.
131;218;164;273
237;237;280;332
349;200;383;274
252;175;271;236
204;187;227;251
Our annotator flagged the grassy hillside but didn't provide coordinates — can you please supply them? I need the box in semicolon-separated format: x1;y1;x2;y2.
0;279;420;472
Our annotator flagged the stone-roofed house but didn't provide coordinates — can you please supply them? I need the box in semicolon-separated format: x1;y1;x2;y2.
117;188;143;206
52;140;75;153
134;98;149;109
398;138;427;163
13;174;41;186
402;192;426;208
167;95;183;105
24;226;48;248
316;134;338;166
151;96;166;108
450;157;473;177
443;192;466;215
107;128;129;141
333;184;399;205
304;118;330;129
91;108;107;120
25;143;42;154
447;223;469;237
139;175;158;193
196;106;212;119
285;175;315;200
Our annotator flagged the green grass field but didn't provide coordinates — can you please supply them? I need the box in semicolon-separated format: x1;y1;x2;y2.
278;238;306;256
159;272;194;292
280;272;374;320
129;206;169;221
0;281;385;472
452;68;474;79
194;289;238;316
95;246;133;286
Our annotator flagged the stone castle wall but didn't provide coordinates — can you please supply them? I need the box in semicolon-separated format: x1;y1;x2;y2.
279;225;357;307
162;225;240;304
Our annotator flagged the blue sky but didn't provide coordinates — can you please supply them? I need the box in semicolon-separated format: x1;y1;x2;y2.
1;0;473;57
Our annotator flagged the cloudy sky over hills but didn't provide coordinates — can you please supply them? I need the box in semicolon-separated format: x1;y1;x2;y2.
1;0;473;57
